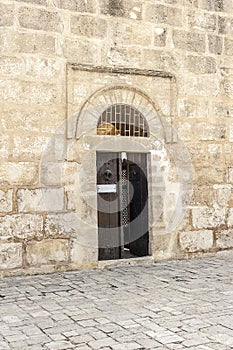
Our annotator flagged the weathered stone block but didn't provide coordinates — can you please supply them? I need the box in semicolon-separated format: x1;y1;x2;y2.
1;108;65;134
173;30;205;53
187;10;216;31
183;0;198;6
200;0;232;12
224;145;233;166
177;123;192;141
218;16;233;35
154;28;167;47
145;4;182;26
16;33;56;54
63;39;100;65
110;21;152;46
26;239;69;266
227;208;233;226
0;189;13;213
0;243;22;270
25;57;63;79
100;0;142;20
178;76;220;97
0;57;24;77
0;162;38;186
192;186;214;206
214;101;233;118
229;123;233;142
103;45;142;67
188;143;208;163
0;3;14;27
55;0;96;13
45;213;81;237
71;15;107;39
208;144;223;161
208;34;223;55
17;188;64;212
0;214;43;239
222;79;233;99
66;189;76;211
41;163;63;186
213;184;231;207
177;98;210;119
216;230;233;249
192;206;226;229
195;123;226;141
61;163;80;185
0;80;60;105
194;166;225;185
0;135;9;159
184;55;217;74
221;57;233;70
143;49;180;72
179;230;213;252
15;0;47;4
12;136;50;161
227;167;233;183
71;234;98;265
18;7;61;32
0;29;17;55
225;38;233;56
0;80;22;102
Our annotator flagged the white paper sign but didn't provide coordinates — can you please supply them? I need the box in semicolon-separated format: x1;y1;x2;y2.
97;184;117;193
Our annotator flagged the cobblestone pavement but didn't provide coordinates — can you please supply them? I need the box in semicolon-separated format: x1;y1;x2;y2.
0;253;233;350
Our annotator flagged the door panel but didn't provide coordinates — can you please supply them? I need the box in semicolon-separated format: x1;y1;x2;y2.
97;152;120;260
128;153;148;257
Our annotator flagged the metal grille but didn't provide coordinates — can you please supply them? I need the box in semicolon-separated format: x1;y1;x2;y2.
97;104;149;137
121;168;129;228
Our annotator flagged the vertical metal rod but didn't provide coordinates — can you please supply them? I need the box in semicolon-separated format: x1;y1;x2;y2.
133;108;135;137
142;114;145;137
119;154;124;258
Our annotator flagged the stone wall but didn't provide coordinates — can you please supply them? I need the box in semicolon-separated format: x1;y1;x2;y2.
0;0;233;276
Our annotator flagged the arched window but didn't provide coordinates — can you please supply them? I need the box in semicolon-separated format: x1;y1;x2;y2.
97;104;149;137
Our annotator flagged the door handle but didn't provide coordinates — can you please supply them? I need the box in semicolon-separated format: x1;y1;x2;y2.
104;169;113;180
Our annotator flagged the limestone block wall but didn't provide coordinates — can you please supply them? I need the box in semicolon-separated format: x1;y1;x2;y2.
0;0;233;276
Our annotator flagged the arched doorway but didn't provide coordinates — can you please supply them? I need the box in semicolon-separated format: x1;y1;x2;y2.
96;104;149;260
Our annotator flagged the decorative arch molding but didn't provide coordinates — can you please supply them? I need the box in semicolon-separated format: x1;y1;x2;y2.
70;86;167;141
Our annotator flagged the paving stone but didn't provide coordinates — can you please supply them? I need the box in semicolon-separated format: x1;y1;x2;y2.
112;342;142;349
0;254;232;349
88;337;118;348
45;341;75;349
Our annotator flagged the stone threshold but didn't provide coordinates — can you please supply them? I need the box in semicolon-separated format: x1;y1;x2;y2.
98;255;154;269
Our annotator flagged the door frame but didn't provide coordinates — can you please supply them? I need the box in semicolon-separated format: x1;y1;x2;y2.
96;150;151;261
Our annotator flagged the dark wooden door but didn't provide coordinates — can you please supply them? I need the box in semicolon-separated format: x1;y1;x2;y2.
127;153;148;257
97;152;148;260
97;152;120;260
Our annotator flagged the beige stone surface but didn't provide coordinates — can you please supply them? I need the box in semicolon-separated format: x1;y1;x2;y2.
179;230;214;252
0;214;43;239
0;243;22;269
0;189;13;213
227;208;233;227
44;213;81;237
17;188;64;212
0;162;38;186
192;206;226;229
26;239;69;266
216;230;233;249
0;0;232;275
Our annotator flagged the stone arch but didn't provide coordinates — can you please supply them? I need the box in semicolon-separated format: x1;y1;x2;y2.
74;86;166;141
